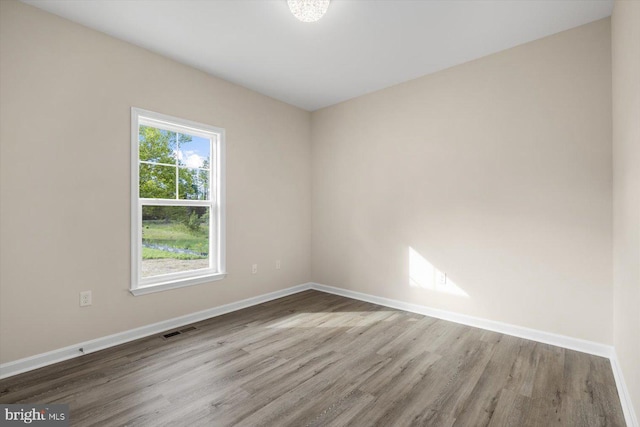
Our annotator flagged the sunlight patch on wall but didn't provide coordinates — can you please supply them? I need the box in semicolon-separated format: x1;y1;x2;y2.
409;247;469;297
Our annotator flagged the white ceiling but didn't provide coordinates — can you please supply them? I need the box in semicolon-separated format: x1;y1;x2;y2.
22;0;613;111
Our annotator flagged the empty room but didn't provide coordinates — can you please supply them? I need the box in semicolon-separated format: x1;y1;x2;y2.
0;0;638;425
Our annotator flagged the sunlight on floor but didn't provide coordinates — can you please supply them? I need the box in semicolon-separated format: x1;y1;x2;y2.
267;311;398;329
409;247;469;297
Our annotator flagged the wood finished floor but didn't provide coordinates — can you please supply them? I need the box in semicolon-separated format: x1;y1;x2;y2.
0;290;626;426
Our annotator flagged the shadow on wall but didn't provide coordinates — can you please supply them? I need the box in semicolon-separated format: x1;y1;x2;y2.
409;247;469;298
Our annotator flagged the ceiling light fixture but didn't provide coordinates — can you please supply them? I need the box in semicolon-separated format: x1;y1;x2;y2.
288;0;330;23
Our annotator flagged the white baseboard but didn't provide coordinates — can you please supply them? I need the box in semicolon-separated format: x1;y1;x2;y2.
309;282;637;427
610;349;639;427
0;282;312;380
1;281;636;427
310;283;613;357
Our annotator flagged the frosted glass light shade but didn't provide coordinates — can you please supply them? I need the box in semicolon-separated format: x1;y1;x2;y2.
288;0;330;22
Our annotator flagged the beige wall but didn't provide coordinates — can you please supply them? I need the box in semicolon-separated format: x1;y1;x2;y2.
0;0;311;364
311;19;613;344
612;0;640;418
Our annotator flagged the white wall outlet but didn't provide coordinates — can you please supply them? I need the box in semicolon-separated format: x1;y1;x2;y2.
276;259;281;270
80;290;92;307
252;264;258;274
436;271;447;285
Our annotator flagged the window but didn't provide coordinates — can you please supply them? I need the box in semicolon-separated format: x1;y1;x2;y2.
130;108;225;295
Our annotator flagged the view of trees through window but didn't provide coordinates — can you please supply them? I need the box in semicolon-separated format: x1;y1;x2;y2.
139;124;212;278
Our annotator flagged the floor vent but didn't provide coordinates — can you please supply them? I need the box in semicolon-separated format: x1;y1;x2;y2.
162;331;181;339
180;326;197;333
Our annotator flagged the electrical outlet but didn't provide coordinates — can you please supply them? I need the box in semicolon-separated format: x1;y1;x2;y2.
80;291;92;307
436;271;447;285
276;260;281;270
252;264;258;274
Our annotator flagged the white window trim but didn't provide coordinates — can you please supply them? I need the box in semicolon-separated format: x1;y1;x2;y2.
130;107;226;296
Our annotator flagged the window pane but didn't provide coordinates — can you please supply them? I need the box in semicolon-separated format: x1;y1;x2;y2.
139;125;177;163
140;164;176;199
178;134;211;169
141;206;210;278
179;167;210;200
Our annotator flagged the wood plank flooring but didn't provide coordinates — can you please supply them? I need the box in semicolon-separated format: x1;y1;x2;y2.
0;290;626;426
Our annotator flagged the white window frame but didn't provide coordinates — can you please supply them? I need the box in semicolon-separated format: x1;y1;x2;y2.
130;107;226;295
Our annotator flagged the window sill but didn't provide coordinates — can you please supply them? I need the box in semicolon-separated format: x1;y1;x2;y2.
130;272;227;296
